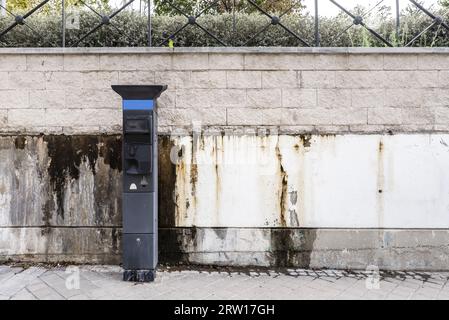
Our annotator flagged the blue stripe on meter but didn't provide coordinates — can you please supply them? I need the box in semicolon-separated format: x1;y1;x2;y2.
123;100;154;110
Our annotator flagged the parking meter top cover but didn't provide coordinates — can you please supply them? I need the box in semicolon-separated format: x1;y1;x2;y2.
111;85;168;101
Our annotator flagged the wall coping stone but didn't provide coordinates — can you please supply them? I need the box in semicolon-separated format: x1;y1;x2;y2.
1;47;449;55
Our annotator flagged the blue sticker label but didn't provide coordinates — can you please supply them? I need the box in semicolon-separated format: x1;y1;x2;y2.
123;100;154;110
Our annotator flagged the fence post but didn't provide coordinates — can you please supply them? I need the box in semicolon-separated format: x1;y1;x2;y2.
396;0;400;44
62;0;66;47
233;0;236;46
147;0;152;46
314;0;320;46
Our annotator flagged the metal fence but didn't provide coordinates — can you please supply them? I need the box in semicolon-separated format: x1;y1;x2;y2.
0;0;448;47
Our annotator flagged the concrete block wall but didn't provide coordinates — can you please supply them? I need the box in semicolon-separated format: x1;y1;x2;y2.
0;48;449;135
1;48;449;270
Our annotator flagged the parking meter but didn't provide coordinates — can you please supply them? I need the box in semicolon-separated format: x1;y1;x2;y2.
112;85;167;282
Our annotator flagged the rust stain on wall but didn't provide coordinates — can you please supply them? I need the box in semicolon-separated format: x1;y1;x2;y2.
176;145;188;225
190;135;199;213
276;138;288;227
377;139;385;228
190;164;198;195
214;135;223;226
299;134;312;148
158;135;177;228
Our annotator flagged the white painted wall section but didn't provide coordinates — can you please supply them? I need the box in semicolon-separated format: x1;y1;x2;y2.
172;134;449;229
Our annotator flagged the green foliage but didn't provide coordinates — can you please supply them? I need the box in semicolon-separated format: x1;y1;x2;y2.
439;0;449;8
6;0;42;11
0;5;448;47
153;0;304;15
6;0;110;12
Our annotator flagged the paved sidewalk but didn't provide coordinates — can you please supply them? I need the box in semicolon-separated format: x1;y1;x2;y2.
1;265;449;300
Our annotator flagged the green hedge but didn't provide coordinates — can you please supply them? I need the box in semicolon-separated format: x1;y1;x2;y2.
0;10;448;47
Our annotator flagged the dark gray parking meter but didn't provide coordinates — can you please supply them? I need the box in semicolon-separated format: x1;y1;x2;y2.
112;85;167;282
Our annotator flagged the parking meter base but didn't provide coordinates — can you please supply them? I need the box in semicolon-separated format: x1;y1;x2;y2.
123;269;155;282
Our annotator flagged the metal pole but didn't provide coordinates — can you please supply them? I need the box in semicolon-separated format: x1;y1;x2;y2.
396;0;400;44
147;0;151;46
62;0;65;47
314;0;319;46
233;0;236;46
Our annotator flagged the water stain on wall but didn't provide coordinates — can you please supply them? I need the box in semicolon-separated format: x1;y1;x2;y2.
39;136;123;228
14;136;26;150
158;135;177;228
270;229;317;267
158;228;189;264
1;135;124;263
43;135;99;219
93;136;122;226
99;137;122;172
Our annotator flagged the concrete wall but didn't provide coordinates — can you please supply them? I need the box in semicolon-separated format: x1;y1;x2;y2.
1;48;449;270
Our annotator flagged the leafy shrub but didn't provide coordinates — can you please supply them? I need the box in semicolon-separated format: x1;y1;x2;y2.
0;9;448;47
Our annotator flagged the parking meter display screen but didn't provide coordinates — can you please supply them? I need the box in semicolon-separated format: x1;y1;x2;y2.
125;116;151;134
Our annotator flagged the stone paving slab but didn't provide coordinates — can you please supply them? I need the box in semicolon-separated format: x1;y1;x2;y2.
1;265;449;300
